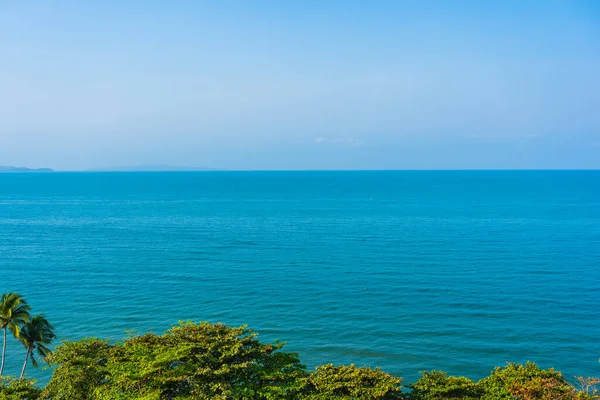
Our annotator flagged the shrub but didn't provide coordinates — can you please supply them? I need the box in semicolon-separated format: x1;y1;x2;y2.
43;322;306;399
300;363;403;399
0;376;41;400
408;370;482;399
478;362;579;400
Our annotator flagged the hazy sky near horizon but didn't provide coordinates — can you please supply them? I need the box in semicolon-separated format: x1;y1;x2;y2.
1;0;599;170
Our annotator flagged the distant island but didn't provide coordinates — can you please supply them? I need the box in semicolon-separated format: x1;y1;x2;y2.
85;164;218;172
0;166;54;172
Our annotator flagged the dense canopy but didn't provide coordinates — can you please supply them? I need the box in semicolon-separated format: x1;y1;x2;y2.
0;294;597;399
0;320;598;399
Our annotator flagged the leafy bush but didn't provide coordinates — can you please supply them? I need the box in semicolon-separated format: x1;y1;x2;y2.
478;362;579;400
409;363;600;400
43;321;306;399
0;376;41;400
408;370;482;399
43;323;405;399
300;363;403;399
8;320;595;400
41;338;113;399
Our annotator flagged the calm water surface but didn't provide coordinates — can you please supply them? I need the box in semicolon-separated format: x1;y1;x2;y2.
0;171;599;383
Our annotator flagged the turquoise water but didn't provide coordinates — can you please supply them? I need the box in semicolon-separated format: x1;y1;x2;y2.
1;171;599;384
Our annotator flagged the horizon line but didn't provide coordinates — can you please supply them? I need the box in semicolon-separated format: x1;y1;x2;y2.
6;168;600;173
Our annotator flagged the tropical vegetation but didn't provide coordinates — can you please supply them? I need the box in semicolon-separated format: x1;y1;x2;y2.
18;315;55;380
0;292;598;399
0;292;31;377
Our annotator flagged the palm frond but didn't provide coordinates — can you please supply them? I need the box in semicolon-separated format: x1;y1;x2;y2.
0;293;31;334
19;314;56;369
12;304;31;320
36;343;52;362
8;323;21;338
29;351;38;368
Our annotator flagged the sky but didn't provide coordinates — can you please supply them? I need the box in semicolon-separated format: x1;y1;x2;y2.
1;0;599;170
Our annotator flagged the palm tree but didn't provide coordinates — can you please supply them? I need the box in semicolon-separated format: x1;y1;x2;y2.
0;292;31;377
18;315;55;379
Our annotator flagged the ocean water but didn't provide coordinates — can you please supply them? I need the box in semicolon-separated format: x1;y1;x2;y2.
0;171;599;385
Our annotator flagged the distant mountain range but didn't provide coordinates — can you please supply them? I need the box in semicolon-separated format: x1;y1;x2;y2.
85;164;217;172
0;166;54;172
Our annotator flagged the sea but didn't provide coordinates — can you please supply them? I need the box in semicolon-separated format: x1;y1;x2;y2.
0;171;599;385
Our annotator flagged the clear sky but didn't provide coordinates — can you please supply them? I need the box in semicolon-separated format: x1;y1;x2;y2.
1;0;599;170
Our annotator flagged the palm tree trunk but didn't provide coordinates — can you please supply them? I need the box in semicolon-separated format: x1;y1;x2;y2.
20;348;30;379
0;327;6;377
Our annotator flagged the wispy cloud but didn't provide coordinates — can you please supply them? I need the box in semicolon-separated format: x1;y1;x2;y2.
315;137;326;143
339;138;362;148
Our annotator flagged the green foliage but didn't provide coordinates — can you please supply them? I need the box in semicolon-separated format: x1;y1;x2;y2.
8;315;596;400
42;338;113;400
19;315;56;378
0;376;41;400
408;370;482;399
0;293;31;339
44;323;405;399
408;364;600;400
478;362;579;400
0;293;31;377
44;321;307;399
300;363;403;399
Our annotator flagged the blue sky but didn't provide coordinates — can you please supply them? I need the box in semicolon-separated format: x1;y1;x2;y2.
1;0;599;170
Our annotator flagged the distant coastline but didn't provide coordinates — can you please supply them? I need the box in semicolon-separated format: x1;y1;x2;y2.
0;166;54;172
85;164;217;172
